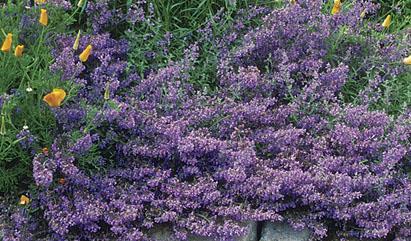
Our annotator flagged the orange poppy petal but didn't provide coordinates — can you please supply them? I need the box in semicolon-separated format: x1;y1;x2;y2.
19;195;30;205
79;45;92;62
39;9;48;26
1;33;13;52
14;45;24;57
53;88;67;99
43;89;66;107
43;94;60;107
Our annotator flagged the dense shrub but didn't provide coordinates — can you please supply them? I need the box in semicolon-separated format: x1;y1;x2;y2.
1;0;410;240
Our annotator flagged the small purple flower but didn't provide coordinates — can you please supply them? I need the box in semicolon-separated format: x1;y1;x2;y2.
16;129;36;150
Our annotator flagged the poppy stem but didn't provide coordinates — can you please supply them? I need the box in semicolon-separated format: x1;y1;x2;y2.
36;27;46;55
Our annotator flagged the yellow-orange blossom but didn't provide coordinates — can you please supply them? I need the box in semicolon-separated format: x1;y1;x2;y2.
79;45;93;62
382;15;391;28
39;9;48;26
14;45;24;57
331;0;341;15
43;89;67;107
1;33;13;52
19;195;30;205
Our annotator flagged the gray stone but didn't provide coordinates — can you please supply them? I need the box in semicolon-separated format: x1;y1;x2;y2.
188;221;257;241
239;221;258;241
148;221;257;241
260;222;310;241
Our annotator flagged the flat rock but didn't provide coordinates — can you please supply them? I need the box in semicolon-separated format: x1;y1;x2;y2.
239;221;258;241
260;222;310;241
148;221;257;241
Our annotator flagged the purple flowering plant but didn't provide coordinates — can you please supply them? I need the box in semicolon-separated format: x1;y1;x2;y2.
1;0;411;241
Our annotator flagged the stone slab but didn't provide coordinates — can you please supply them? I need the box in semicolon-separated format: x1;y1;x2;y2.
260;222;310;241
148;221;257;241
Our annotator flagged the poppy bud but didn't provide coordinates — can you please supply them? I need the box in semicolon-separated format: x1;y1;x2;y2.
73;30;81;50
0;115;6;135
77;0;84;8
104;82;110;100
360;10;366;18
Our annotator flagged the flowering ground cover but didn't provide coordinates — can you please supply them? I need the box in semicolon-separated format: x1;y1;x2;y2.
0;0;410;240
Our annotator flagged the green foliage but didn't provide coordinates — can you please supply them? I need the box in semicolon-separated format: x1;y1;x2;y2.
125;0;282;89
323;1;410;116
377;0;410;30
375;1;411;114
0;2;76;193
69;130;103;173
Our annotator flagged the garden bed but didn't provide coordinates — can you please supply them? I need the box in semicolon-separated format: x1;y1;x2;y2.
0;0;410;240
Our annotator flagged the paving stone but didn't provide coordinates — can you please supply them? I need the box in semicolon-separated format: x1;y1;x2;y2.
148;221;257;241
239;221;258;241
260;222;310;241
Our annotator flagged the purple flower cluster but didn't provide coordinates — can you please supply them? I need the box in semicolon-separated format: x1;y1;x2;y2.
49;0;72;10
1;205;42;241
3;0;410;240
49;33;131;131
85;0;146;34
50;33;129;95
16;129;36;151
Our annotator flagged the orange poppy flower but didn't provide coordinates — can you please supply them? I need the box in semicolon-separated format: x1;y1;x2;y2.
79;44;92;62
331;0;341;15
14;45;24;57
1;33;13;52
43;88;66;107
19;195;30;205
382;15;391;28
39;9;48;26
